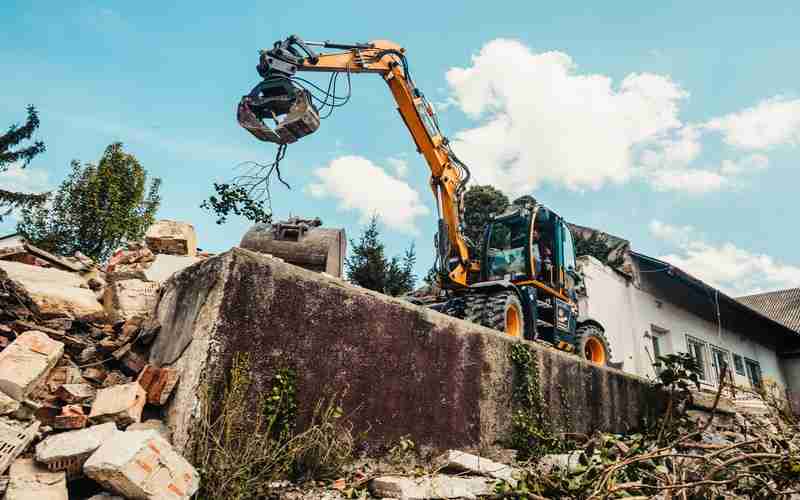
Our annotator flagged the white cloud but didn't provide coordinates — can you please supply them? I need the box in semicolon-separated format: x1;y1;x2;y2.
650;220;800;295
648;169;728;194
718;154;769;176
445;39;688;196
386;157;409;177
649;220;693;246
0;164;51;194
307;155;429;234
705;96;800;150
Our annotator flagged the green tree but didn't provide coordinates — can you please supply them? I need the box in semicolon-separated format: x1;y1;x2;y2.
385;243;416;296
463;185;509;248
17;143;161;261
345;216;417;296
512;194;537;208
0;106;47;220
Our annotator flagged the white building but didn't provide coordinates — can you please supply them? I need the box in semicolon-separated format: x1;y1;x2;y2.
578;252;800;394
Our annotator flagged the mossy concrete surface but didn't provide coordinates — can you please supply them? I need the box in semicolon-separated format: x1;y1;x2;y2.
150;248;661;455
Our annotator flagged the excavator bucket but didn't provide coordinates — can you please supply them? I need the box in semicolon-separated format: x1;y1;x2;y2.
237;79;320;145
239;217;346;277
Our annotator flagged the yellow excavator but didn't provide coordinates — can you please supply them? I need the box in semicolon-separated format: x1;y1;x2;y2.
237;35;613;365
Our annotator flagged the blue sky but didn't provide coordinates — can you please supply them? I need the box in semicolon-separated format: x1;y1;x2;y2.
2;1;799;296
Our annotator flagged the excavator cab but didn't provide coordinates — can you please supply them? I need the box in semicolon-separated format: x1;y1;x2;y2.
475;203;613;365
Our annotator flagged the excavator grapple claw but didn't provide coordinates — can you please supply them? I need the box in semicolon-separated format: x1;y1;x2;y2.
237;78;320;145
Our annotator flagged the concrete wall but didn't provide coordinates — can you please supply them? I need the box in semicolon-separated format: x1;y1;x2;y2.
151;249;662;456
578;256;788;389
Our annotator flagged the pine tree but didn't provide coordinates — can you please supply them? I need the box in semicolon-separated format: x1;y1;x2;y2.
17;143;161;261
0;106;47;220
345;216;417;296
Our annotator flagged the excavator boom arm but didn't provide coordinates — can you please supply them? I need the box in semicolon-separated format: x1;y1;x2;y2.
247;37;475;286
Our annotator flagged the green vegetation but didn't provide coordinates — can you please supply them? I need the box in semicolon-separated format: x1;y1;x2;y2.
0;106;47;221
194;352;354;500
17;142;161;261
345;215;417;296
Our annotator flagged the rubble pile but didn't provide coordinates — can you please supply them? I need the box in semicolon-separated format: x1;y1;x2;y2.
0;221;204;499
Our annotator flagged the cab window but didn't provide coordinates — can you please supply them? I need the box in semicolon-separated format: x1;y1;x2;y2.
562;222;576;271
486;214;530;280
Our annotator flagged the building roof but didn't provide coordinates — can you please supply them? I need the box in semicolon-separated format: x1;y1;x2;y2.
737;288;800;334
630;252;800;350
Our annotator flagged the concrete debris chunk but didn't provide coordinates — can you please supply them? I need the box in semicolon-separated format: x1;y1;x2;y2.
0;260;105;321
84;430;200;500
87;494;125;500
439;449;520;486
55;383;95;404
146;220;198;257
537;451;585;474
137;365;180;405
5;458;67;500
0;419;40;474
370;475;494;500
89;382;146;426
0;330;64;401
143;254;201;284
36;421;118;465
53;404;88;429
0;391;20;415
127;419;172;443
102;370;132;387
83;366;108;384
103;279;159;323
46;363;84;392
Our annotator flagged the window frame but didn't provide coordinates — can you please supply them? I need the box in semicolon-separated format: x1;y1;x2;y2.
709;345;731;385
733;354;745;376
744;358;762;389
686;335;709;383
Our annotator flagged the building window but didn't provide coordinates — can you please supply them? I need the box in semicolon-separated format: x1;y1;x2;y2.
686;335;708;382
733;354;745;376
745;358;762;389
710;346;731;384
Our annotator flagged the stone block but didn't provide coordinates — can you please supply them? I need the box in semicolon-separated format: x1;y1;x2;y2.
145;220;197;257
36;422;118;465
0;331;64;401
127;419;172;443
370;475;494;499
0;261;105;321
439;449;519;486
83;430;200;499
690;390;736;414
103;279;159;323
89;382;146;426
137;365;180;405
5;458;67;500
0;390;20;415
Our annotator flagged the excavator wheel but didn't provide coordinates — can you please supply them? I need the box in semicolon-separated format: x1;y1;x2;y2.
575;324;612;366
440;297;466;319
463;291;524;338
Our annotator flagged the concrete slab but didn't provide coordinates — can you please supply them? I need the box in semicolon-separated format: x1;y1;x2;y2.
103;279;159;323
36;421;119;464
370;475;494;499
151;248;662;455
5;458;67;500
0;261;104;321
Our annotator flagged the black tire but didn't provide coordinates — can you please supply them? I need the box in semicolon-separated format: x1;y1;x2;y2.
575;323;612;366
463;291;525;338
440;297;466;319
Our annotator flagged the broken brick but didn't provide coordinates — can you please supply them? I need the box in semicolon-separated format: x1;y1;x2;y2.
89;382;146;426
55;383;96;404
137;365;180;405
120;350;147;376
82;366;108;384
84;430;199;499
102;370;132;387
54;404;88;430
0;330;64;400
